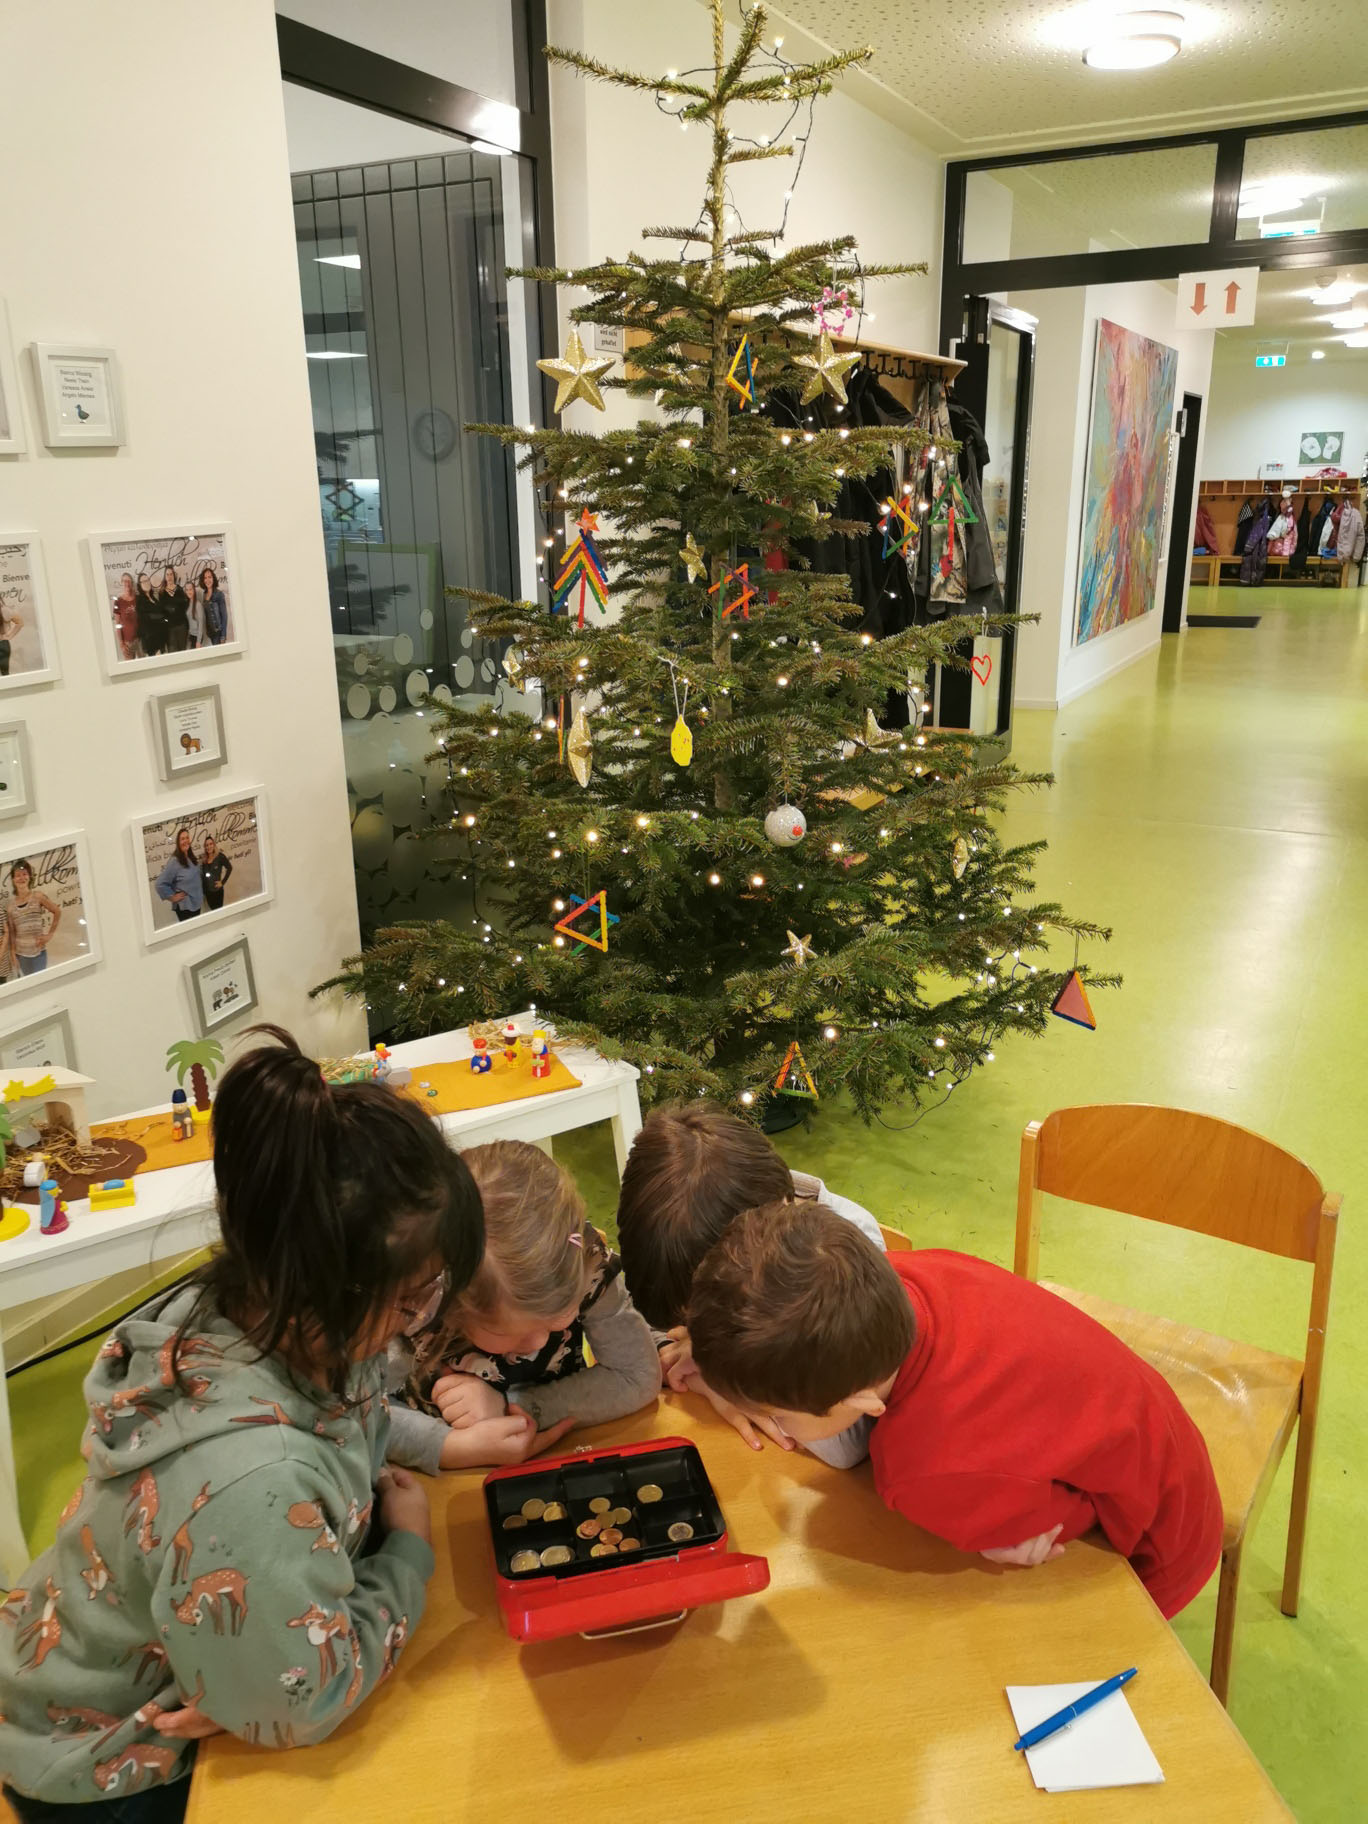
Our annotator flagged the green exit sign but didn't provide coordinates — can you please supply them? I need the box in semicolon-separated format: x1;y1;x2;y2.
1255;354;1287;368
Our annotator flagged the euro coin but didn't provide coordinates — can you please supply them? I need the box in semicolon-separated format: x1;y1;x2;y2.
590;1541;618;1557
608;1507;632;1527
588;1497;611;1515
619;1537;641;1552
636;1484;663;1503
667;1522;695;1544
541;1502;567;1522
521;1498;546;1520
576;1518;602;1540
502;1515;528;1531
600;1527;623;1545
510;1549;541;1573
540;1545;573;1567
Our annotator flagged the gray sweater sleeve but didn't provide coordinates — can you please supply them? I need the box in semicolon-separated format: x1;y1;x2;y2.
382;1397;450;1477
511;1275;662;1429
804;1415;873;1471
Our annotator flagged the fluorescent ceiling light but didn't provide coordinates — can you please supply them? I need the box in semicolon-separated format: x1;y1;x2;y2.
315;254;361;270
1307;278;1361;307
1236;184;1305;217
1311;349;1326;359
306;350;366;360
470;139;512;156
1326;310;1368;329
1343;331;1368;348
1083;9;1184;69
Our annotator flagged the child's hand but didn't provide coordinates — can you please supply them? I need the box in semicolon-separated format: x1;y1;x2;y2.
659;1326;698;1393
377;1466;432;1546
438;1406;575;1469
431;1371;507;1430
980;1524;1065;1568
683;1372;795;1452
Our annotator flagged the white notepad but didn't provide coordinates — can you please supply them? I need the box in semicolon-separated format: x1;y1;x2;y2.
1005;1681;1164;1794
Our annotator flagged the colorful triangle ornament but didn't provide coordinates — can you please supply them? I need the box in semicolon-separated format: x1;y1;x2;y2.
773;1040;818;1100
553;891;619;955
1050;970;1096;1031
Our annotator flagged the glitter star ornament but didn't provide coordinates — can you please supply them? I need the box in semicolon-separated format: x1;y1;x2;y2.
679;533;707;583
794;330;861;407
863;709;899;748
566;707;593;787
502;647;524;685
782;930;816;967
951;836;969;879
537;327;614;414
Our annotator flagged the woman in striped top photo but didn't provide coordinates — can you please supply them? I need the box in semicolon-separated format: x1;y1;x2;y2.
2;858;60;976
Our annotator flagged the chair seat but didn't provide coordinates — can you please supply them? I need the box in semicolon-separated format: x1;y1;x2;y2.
1041;1281;1304;1550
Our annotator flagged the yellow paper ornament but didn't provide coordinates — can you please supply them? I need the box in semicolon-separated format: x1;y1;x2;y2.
670;717;693;767
566;707;593;787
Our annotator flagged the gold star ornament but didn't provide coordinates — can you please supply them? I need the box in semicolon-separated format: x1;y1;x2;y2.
537;327;615;415
679;533;707;583
782;930;817;968
566;706;593;787
862;709;899;748
794;330;861;407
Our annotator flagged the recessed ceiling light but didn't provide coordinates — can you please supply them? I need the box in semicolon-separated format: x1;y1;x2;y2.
314;254;361;270
1083;9;1184;69
1307;278;1361;307
1311;348;1327;360
1344;331;1368;348
1236;183;1306;218
1326;310;1368;330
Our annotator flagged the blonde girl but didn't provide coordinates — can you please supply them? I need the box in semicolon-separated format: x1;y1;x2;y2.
387;1141;661;1471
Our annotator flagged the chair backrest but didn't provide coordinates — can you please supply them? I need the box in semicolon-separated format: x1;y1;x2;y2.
879;1222;913;1252
1018;1104;1326;1267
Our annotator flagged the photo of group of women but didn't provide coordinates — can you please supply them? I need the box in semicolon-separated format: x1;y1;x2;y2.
93;529;239;671
136;792;268;940
0;841;94;993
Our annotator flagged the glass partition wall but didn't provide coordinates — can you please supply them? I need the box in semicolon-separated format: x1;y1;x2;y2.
286;84;543;946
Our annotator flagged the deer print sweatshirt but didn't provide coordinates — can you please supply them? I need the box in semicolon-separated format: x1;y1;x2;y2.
0;1283;433;1806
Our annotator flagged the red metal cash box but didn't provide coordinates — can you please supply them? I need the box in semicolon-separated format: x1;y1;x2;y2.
484;1435;769;1642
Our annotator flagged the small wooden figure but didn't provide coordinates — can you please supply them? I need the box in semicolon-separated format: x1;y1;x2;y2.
469;1036;492;1075
530;1030;551;1080
166;1038;225;1128
170;1089;195;1142
39;1179;69;1236
90;1178;136;1212
501;1020;520;1067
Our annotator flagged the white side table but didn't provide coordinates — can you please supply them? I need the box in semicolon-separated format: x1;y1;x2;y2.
0;1032;641;1583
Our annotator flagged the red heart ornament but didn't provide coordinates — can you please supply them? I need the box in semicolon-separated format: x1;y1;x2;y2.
971;653;993;685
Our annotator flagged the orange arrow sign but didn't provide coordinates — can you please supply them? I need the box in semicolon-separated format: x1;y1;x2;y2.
1224;281;1241;314
1190;282;1206;315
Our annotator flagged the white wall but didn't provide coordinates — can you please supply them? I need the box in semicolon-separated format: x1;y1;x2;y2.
1200;341;1368;480
546;0;945;444
1013;281;1213;709
0;0;365;1118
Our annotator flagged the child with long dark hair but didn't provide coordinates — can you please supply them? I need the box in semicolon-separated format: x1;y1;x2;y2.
0;1027;484;1822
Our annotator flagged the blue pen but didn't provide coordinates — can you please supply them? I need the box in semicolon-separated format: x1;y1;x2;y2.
1013;1668;1138;1752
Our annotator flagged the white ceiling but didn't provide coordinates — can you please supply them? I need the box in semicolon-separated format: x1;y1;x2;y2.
740;1;1368;156
1215;263;1368;349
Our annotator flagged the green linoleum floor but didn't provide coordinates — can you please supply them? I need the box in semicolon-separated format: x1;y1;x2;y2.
10;582;1365;1818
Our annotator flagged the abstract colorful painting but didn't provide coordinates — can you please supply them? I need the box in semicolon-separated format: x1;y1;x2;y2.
1074;319;1179;646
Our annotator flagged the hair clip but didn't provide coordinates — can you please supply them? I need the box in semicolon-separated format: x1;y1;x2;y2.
568;1232;583;1248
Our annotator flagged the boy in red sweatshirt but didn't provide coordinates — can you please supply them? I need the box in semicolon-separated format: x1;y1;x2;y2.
688;1203;1223;1617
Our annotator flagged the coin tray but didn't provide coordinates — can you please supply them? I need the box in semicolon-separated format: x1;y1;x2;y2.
485;1439;724;1580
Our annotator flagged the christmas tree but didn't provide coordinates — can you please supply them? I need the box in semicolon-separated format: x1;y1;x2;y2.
319;1;1111;1119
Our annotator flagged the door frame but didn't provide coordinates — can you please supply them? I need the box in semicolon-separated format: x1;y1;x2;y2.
1162;391;1204;634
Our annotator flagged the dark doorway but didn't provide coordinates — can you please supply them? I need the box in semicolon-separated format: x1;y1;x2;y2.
1163;391;1203;633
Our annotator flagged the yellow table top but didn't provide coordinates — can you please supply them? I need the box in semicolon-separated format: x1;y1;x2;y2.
187;1397;1289;1824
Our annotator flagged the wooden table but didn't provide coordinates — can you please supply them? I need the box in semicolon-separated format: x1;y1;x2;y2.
188;1400;1289;1824
0;1030;641;1583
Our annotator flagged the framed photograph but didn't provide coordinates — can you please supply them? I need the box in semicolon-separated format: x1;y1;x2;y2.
0;721;34;821
0;832;100;1001
88;525;243;678
188;934;258;1035
31;343;124;449
0;537;61;692
152;683;226;781
131;788;270;946
0;302;26;457
0;1006;77;1072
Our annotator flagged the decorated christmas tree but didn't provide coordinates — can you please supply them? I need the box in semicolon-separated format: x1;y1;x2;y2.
320;2;1111;1119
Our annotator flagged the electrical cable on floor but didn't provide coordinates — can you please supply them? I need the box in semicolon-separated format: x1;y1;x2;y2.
4;1268;198;1380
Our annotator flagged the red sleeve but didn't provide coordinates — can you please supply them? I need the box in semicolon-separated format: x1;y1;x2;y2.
883;1472;1097;1555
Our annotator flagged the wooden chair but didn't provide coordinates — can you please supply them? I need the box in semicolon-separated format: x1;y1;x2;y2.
1015;1104;1339;1706
879;1222;913;1251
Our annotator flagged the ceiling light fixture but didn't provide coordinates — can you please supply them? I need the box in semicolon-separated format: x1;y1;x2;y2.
1307;277;1362;307
1343;331;1368;349
1082;9;1184;69
1311;349;1326;360
1236;183;1306;218
1326;310;1368;330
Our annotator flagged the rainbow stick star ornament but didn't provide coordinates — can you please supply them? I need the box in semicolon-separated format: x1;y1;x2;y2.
552;510;610;628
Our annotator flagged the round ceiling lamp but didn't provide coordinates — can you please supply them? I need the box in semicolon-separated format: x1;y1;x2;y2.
1307;277;1362;307
1343;331;1368;349
1083;10;1185;69
1326;310;1368;330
